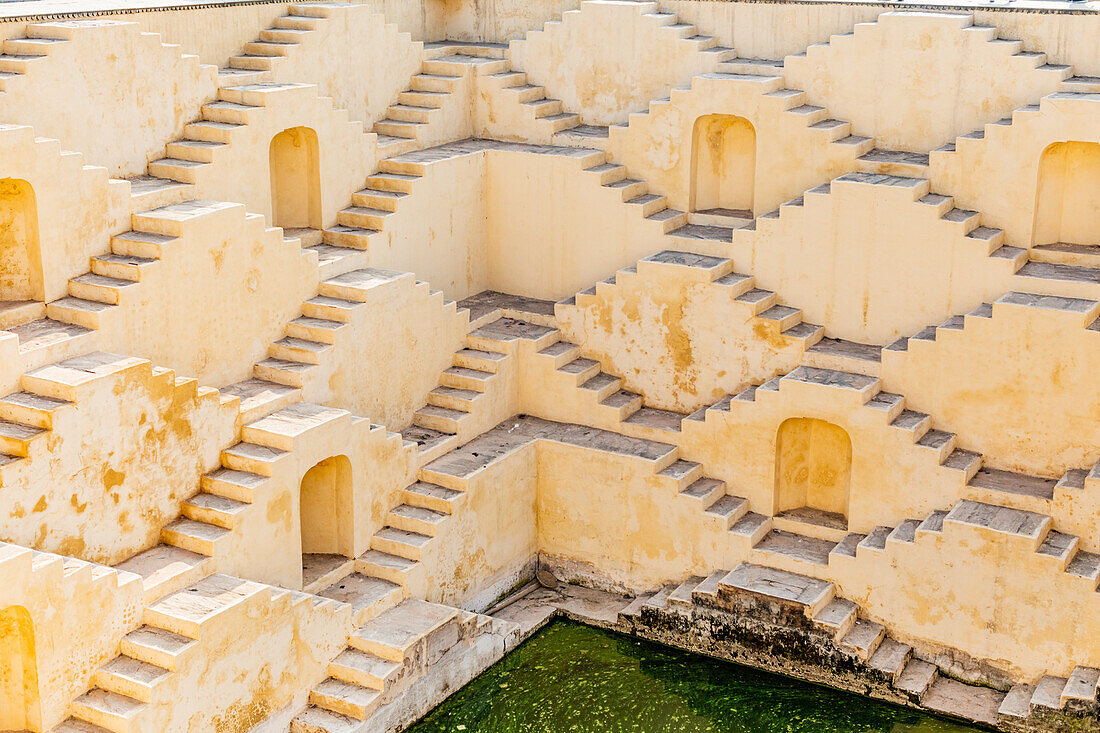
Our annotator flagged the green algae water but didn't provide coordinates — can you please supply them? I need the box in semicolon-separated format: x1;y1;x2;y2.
408;621;981;733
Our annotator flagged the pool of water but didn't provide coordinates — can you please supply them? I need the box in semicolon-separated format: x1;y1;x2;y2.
408;620;981;733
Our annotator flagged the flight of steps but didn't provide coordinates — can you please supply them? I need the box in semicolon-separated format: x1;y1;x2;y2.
0;544;141;733
607;55;879;200
215;3;332;87
622;561;1094;727
402;323;513;462
931;71;1097;161
157;402;356;571
502;0;735;148
292;598;521;731
332;139;708;258
753;171;1100;302
224;267;461;420
63;574;342;733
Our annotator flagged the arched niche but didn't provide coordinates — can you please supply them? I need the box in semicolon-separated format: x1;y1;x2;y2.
0;178;44;304
689;114;756;219
269;126;322;231
774;417;852;530
1032;141;1100;247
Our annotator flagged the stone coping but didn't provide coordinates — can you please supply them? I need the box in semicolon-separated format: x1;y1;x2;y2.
0;0;1094;24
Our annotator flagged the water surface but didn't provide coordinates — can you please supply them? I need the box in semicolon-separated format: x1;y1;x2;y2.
408;621;980;733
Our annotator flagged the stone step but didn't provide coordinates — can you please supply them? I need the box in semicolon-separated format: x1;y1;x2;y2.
896;658;939;702
143;574;266;638
94;655;171;702
309;677;382;720
119;625;196;672
290;705;359;733
371;527;432;560
413;403;468;433
201;466;267;504
401;481;463;514
317;572;403;627
717;562;834;617
161;517;230;556
180;492;249;529
349;599;460;663
113;544;210;605
356;549;418;586
386;504;449;536
327;647;401;691
70;689;145;733
839;618;885;661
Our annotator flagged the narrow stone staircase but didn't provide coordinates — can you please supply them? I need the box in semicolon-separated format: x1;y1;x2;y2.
622;562;1018;726
752;171;1100;304
64;574;343;733
215;3;333;87
292;598;521;731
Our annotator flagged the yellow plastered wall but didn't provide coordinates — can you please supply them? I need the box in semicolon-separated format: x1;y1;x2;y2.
509;0;728;126
774;417;852;517
0;604;38;732
833;518;1100;683
0;355;236;565
0;178;41;302
605;73;861;216
0;20;217;177
0;544;142;731
485;147;669;300
882;295;1100;478
128;575;352;733
782;12;1067;152
663;2;1100;76
555;265;807;414
0;126;128;305
259;4;423;128
537;440;727;591
93;201;319;388
679;375;966;534
291;274;470;430
929;94;1100;245
179;83;375;230
1032;140;1100;246
731;176;1019;344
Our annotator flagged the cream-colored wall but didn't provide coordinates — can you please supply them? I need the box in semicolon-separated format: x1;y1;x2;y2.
430;0;580;42
537;440;726;590
0;20;217;177
485;146;670;301
782;12;1067;152
605;72;861;218
679;372;966;534
131;576;351;733
556;260;807;413
97;201;319;388
169;83;375;230
0;543;142;731
365;151;489;301
414;444;539;607
665;1;1100;76
833;513;1100;683
260;4;422;128
731;175;1019;344
294;272;469;429
0;354;236;565
0;125;128;303
882;294;1100;478
930;93;1100;246
510;0;728;126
